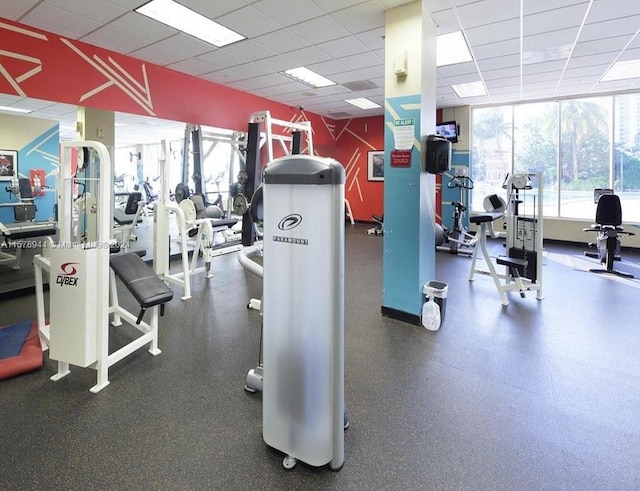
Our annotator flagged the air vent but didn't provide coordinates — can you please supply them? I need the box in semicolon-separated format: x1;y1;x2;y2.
342;80;377;91
302;91;317;97
329;112;352;119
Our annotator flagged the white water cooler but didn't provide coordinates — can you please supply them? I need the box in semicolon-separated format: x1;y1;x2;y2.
262;154;345;470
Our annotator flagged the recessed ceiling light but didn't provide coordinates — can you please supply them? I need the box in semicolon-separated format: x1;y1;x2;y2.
451;81;487;98
281;67;336;88
344;98;381;110
437;31;473;67
136;0;245;48
0;105;32;114
601;59;640;82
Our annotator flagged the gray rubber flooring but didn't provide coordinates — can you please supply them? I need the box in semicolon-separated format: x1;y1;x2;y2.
1;224;640;490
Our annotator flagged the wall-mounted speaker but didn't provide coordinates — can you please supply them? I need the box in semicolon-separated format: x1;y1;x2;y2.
422;135;451;174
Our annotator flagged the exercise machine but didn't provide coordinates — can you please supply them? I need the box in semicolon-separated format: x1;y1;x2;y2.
261;154;346;471
1;177;56;269
366;214;384;235
437;169;477;256
583;189;635;278
154;192;239;300
33;141;173;392
469;173;544;306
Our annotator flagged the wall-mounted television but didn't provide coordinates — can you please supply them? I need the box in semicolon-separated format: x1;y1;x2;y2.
435;121;459;144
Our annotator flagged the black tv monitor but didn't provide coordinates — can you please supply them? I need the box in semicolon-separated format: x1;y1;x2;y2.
435;120;459;143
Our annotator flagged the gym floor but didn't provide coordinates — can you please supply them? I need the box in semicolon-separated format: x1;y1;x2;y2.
1;224;640;490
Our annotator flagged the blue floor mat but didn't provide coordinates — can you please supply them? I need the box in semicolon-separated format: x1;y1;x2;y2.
0;321;32;359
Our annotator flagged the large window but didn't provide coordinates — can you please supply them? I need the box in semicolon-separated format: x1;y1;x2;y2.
470;106;512;212
471;93;640;222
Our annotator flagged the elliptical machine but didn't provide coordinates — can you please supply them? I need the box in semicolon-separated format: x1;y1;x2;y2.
436;170;477;256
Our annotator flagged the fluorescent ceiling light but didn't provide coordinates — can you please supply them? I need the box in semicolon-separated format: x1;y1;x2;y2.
0;105;32;114
437;31;473;67
601;59;640;82
136;0;245;48
281;67;336;88
451;81;487;98
344;98;381;110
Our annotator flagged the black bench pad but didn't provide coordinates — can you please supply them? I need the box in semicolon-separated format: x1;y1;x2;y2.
209;218;238;229
110;252;173;309
470;212;504;224
496;255;528;268
114;208;142;225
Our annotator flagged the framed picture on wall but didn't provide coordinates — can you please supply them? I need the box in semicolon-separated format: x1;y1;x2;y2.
0;150;17;181
368;151;384;181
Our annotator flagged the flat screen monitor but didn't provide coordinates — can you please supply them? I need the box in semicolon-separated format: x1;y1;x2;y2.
435;121;459;143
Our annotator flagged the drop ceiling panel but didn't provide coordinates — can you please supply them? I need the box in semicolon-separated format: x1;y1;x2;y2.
197;49;247;69
330;0;386;34
573;35;634;57
44;0;128;24
0;0;39;19
101;12;178;44
437;62;480;78
523;0;590;16
523;30;579;53
524;3;590;35
588;0;640;22
178;0;252;19
336;51;383;71
156;33;217;58
253;29;309;54
318;36;370;59
81;25;150;53
310;0;368;13
216;5;283;38
485;76;521;89
284;46;333;66
289;16;351;45
473;38;521;60
167;57;218;76
229;73;290;91
220;40;276;63
355;65;384;81
476;54;521;72
129;44;188;66
455;0;520;29
252;81;304;97
480;66;520;82
252;0;326;27
254;55;298;72
308;60;352;77
354;27;385;51
580;17;640;42
22;3;103;39
465;18;520;47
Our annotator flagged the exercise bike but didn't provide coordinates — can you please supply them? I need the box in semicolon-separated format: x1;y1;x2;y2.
436;173;478;256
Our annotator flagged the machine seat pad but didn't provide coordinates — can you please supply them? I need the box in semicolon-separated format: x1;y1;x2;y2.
110;253;173;309
209;217;238;229
114;208;142;225
470;212;504;224
496;255;528;268
1;222;57;240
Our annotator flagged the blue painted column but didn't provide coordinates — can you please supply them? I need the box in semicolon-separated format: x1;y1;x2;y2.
382;2;438;323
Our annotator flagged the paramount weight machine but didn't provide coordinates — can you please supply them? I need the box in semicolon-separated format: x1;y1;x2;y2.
469;173;543;306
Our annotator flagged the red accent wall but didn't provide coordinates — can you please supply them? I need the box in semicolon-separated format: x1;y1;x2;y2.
0;17;335;153
334;116;384;221
1;18;441;223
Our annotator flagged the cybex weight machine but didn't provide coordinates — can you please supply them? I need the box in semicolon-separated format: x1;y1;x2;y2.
469;173;544;306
